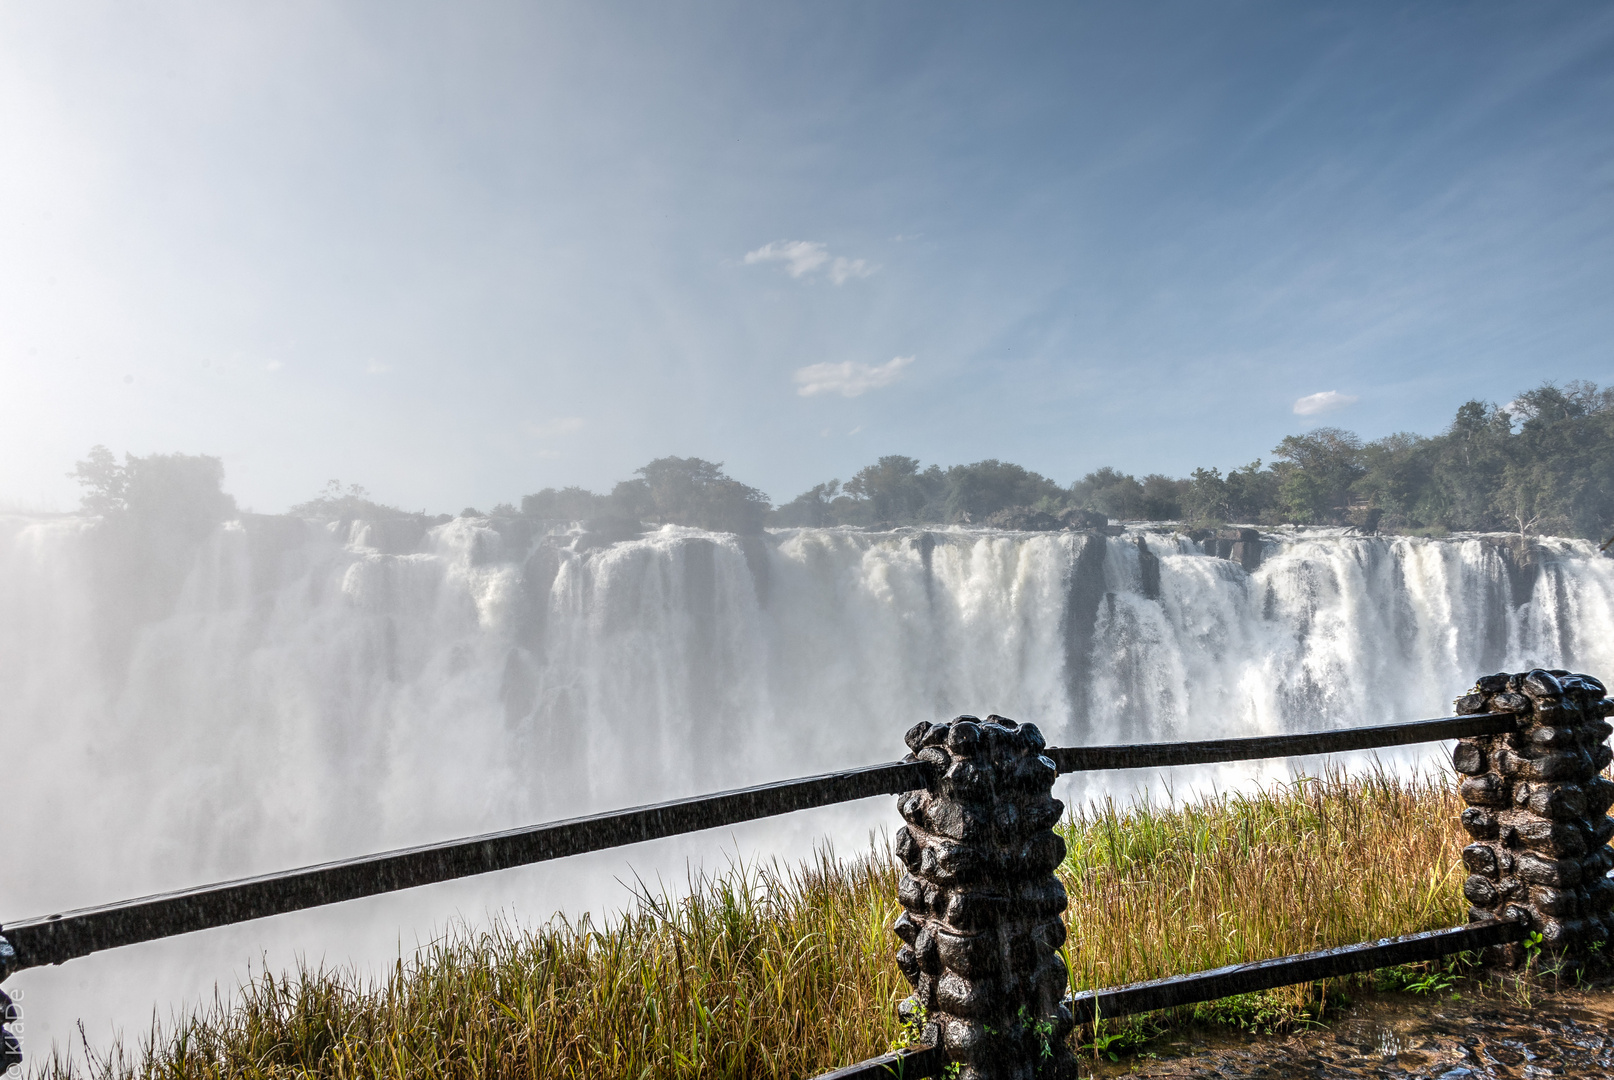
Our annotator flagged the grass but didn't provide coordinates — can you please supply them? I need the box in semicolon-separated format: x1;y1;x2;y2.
35;769;1479;1080
1063;767;1468;1035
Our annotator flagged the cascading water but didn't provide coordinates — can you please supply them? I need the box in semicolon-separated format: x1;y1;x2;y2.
4;513;1613;1056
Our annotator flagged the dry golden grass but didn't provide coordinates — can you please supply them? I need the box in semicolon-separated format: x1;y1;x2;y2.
36;770;1472;1080
1062;767;1468;1030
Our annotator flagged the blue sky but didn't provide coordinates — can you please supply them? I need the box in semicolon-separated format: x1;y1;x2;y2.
2;1;1611;513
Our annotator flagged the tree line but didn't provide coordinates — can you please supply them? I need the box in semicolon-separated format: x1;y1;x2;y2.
71;380;1614;543
521;381;1614;541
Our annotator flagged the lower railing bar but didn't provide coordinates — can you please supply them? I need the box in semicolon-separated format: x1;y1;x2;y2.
1066;919;1526;1026
1047;711;1521;773
0;760;929;973
810;1043;948;1080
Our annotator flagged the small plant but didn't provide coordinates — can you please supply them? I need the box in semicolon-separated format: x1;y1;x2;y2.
1191;989;1324;1034
1376;952;1473;996
1014;1005;1058;1060
1078;1016;1160;1061
889;1000;928;1052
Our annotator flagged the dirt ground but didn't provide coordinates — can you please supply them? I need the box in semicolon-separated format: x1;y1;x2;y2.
1085;980;1614;1079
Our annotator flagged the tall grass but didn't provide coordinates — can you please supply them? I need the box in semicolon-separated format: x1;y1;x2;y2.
1062;767;1467;1026
42;849;909;1080
36;770;1470;1080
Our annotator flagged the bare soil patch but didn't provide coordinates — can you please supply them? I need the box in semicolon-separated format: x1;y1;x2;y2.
1090;981;1614;1079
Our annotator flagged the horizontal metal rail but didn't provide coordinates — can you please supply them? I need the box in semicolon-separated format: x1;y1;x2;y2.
810;1044;948;1080
821;919;1528;1078
1;760;927;972
1066;919;1527;1026
2;707;1539;973
1046;711;1519;773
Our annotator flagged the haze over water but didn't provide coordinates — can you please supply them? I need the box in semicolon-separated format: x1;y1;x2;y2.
4;515;1612;1054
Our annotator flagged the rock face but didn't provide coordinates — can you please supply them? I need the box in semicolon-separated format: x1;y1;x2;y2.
1136;536;1161;600
1187;527;1263;571
1216;528;1263;572
1454;669;1614;967
894;715;1077;1080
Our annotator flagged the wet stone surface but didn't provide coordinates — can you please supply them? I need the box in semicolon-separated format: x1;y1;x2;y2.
1088;983;1614;1079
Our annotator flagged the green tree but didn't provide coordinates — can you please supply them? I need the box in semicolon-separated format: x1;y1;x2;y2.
69;445;128;516
1071;468;1143;519
1182;467;1229;526
1272;428;1364;525
942;460;1064;523
635;457;770;534
71;447;236;537
843;456;942;524
772;481;842;527
1225;461;1278;523
1139;474;1188;520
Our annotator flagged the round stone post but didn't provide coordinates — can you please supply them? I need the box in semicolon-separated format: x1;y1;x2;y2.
893;714;1076;1080
1454;669;1614;968
0;933;18;1072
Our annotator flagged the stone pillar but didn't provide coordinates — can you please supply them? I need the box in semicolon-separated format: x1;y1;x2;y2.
0;991;17;1073
893;715;1076;1080
1455;669;1614;967
0;933;18;1071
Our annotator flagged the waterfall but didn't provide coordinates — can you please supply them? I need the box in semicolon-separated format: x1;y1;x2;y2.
4;514;1613;1052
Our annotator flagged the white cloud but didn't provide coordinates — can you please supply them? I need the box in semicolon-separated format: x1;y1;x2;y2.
745;240;875;284
1292;390;1359;416
526;416;586;438
365;359;390;375
827;256;873;284
746;240;827;277
265;359;283;371
794;355;913;398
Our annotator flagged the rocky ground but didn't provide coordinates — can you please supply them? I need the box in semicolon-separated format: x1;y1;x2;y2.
1087;980;1614;1079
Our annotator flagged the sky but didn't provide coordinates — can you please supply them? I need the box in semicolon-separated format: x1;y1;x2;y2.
2;1;1612;514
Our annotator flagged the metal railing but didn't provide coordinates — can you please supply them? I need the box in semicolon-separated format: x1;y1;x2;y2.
0;705;1555;1077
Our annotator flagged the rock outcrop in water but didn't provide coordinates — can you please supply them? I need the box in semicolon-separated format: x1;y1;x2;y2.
1455;669;1614;967
893;714;1076;1080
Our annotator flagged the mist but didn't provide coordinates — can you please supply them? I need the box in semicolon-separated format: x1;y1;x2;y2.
6;464;1614;1056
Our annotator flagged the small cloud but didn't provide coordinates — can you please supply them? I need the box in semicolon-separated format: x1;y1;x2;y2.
745;240;875;284
746;240;827;277
1293;390;1359;416
794;355;914;398
827;257;873;284
847;425;864;435
526;416;586;438
366;359;390;375
265;360;283;372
